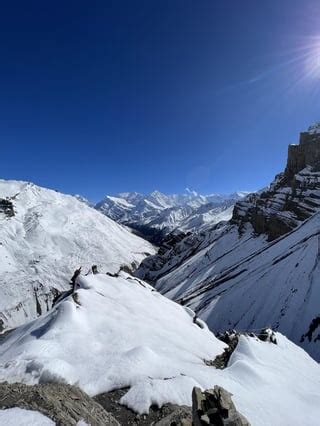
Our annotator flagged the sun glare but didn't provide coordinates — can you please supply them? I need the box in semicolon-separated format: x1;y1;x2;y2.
305;42;320;79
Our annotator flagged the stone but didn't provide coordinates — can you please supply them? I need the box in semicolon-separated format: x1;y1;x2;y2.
0;382;119;426
192;386;250;426
258;328;277;344
0;198;14;217
154;406;192;425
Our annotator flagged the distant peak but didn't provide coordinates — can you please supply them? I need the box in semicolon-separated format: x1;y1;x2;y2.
185;187;199;196
150;190;165;198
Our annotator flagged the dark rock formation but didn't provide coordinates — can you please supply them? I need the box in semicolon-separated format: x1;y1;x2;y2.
257;328;277;344
301;316;320;343
285;127;320;179
0;198;14;217
208;331;240;369
192;386;250;426
0;382;119;425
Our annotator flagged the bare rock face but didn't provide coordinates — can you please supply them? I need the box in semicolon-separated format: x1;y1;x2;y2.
0;382;120;425
286;126;320;178
192;386;250;426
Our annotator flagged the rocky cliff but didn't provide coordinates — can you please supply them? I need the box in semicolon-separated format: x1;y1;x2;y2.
232;124;320;241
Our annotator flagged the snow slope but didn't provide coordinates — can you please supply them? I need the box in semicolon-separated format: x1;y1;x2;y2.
0;273;319;425
139;211;320;360
0;180;154;330
182;212;320;361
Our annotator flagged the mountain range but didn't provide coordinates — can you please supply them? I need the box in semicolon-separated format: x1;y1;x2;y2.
95;190;249;243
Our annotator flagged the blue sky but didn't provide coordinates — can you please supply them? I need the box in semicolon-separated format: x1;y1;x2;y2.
1;1;320;201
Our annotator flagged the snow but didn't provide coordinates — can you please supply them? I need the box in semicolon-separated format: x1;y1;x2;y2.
0;273;320;425
0;408;54;425
0;179;155;330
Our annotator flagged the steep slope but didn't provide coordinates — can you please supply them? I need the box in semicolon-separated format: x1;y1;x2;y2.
0;273;319;425
136;124;320;360
0;180;155;331
96;190;248;242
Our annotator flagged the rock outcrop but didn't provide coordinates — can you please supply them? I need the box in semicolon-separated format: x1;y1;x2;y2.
192;386;250;426
0;382;119;425
0;198;14;217
285;124;320;179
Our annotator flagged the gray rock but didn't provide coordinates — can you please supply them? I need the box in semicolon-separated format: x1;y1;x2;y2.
0;382;120;425
154;405;192;425
192;386;250;426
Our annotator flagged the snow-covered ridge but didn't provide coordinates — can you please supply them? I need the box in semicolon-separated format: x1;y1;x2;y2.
0;179;155;331
0;273;319;425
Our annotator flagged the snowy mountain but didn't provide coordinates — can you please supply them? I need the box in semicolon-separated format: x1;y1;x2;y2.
0;180;155;331
136;124;320;361
96;190;249;242
0;272;319;425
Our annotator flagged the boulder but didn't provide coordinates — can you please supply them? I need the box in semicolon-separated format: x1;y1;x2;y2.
192;386;250;426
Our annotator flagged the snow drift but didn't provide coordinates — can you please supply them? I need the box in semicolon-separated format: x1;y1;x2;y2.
0;273;319;425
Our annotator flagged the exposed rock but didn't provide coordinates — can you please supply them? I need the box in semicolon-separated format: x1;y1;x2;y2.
232;166;320;241
285;126;320;179
0;198;14;217
94;388;192;425
0;382;119;425
257;328;277;344
153;406;192;425
192;386;250;426
301;316;320;343
208;331;240;369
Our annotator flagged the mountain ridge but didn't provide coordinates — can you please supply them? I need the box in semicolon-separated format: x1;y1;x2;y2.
0;179;154;331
